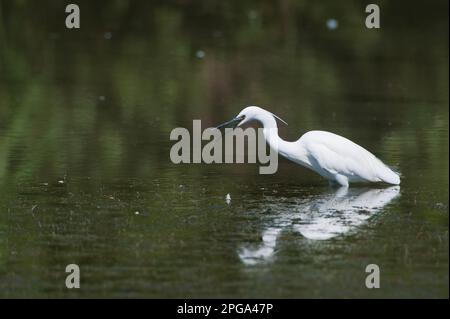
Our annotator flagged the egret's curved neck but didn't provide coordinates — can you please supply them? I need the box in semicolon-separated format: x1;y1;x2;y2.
258;113;290;157
257;113;310;167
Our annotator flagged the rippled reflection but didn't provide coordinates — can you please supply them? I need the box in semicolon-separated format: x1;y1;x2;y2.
239;186;400;265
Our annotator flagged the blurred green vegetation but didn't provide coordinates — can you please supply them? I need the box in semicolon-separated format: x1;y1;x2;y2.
0;0;448;187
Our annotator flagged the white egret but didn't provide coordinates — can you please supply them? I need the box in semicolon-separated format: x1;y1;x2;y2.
217;106;400;187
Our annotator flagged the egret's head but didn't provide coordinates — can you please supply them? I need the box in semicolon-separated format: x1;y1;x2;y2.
217;106;287;129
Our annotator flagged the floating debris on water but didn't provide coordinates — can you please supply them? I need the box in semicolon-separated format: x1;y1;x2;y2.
135;211;140;215
226;193;231;204
196;50;205;59
434;202;447;210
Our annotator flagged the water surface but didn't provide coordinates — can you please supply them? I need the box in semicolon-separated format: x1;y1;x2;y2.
0;1;448;298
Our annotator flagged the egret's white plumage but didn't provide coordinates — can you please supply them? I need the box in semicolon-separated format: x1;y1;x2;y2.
227;106;400;187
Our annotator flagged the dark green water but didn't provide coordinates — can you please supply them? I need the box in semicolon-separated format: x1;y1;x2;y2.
0;1;448;298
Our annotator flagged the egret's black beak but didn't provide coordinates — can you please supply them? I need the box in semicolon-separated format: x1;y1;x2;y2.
216;115;245;129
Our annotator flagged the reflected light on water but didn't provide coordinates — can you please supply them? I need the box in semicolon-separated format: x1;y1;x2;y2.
239;186;400;265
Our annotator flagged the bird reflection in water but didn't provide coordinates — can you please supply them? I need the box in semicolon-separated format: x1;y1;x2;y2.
238;186;400;265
